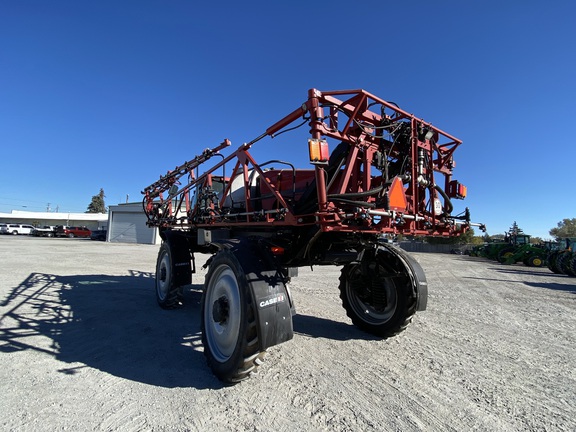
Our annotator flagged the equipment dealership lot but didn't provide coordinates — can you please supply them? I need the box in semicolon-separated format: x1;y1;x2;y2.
0;237;574;431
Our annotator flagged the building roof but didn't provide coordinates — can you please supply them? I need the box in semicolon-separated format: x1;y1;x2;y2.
0;209;108;222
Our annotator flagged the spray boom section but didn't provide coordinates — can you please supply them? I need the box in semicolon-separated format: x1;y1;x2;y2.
142;89;482;237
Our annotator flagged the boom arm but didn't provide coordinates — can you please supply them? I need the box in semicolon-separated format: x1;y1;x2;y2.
142;88;478;237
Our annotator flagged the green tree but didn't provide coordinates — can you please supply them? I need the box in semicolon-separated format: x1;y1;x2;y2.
86;188;107;213
549;218;576;240
507;221;524;236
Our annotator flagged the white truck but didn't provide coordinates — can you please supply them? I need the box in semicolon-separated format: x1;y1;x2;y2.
1;223;36;235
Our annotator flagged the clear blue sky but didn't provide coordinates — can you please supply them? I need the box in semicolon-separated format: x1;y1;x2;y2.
1;1;575;239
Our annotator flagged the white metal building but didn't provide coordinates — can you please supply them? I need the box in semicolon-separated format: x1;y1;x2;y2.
0;210;108;230
107;203;160;244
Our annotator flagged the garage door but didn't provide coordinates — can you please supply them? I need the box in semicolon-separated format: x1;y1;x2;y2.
109;211;156;244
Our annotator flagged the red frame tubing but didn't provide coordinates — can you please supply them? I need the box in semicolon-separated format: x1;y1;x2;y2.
142;89;467;237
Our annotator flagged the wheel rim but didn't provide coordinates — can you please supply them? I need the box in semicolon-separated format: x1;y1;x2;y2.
204;264;241;362
156;251;171;301
346;264;397;324
532;257;542;267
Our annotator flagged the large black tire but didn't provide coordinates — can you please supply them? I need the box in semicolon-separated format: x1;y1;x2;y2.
339;249;417;338
155;242;184;309
569;254;576;277
548;251;563;274
525;254;545;268
201;249;265;383
497;247;515;264
558;251;576;276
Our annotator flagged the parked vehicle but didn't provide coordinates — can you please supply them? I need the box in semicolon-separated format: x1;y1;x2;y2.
0;223;35;235
32;226;56;237
54;226;91;238
142;88;483;383
90;229;107;241
53;226;68;237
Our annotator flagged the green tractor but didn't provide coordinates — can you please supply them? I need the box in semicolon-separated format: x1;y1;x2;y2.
483;241;513;260
496;234;551;267
547;238;576;276
498;243;548;267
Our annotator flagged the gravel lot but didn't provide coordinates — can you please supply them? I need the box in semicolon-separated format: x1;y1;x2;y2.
1;236;575;431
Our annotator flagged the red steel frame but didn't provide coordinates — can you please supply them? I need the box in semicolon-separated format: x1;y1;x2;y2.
143;89;469;237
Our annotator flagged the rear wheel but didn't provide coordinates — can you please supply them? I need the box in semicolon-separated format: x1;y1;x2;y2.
558;251;576;276
339;248;416;338
548;251;563;274
155;242;184;308
569;254;576;277
497;247;515;264
202;249;264;383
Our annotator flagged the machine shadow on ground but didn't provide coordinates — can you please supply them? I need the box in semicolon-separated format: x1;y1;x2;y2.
0;271;388;390
0;272;224;390
292;313;379;342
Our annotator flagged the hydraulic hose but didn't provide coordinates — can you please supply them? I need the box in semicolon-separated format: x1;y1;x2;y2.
327;185;384;200
433;184;453;214
329;198;376;208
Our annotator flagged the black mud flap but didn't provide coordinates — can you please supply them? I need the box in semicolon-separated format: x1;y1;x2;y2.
162;230;193;287
225;240;294;351
381;244;428;311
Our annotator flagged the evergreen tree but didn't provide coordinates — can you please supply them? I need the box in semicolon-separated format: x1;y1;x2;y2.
87;188;107;213
508;221;524;236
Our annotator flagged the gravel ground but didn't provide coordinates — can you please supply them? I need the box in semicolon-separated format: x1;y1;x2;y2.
0;236;575;431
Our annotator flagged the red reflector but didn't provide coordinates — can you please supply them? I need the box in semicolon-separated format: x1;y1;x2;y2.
308;139;329;164
271;246;284;255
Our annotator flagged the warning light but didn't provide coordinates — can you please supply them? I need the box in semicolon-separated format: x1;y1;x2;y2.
270;246;285;255
308;139;329;164
448;180;467;199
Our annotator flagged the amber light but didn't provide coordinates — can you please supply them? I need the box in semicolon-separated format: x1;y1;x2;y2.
448;180;467;199
308;139;329;164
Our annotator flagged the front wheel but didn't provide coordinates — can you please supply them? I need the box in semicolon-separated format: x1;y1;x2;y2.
525;255;544;267
155;242;183;308
201;249;264;383
339;251;416;338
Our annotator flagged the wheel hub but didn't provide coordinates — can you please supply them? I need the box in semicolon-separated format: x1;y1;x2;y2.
212;296;230;324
